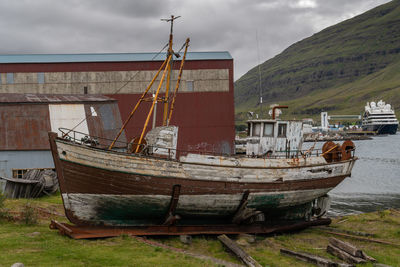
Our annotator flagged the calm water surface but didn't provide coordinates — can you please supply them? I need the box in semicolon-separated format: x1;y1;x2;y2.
306;134;400;216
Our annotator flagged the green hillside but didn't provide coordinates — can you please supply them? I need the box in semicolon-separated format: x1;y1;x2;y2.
235;0;400;125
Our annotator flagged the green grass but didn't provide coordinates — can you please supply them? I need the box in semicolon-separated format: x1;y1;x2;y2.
1;195;399;266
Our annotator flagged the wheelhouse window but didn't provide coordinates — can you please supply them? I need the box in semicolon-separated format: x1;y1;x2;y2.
252;123;261;137
278;123;287;137
263;123;274;137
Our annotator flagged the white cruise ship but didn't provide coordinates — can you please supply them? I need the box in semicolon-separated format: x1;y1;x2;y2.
362;100;398;134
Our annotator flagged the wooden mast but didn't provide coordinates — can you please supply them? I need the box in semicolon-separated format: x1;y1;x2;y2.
135;55;172;153
109;15;187;152
162;15;180;126
168;38;190;125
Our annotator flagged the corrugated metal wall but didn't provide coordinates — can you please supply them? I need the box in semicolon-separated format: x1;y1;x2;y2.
0;104;51;150
111;91;235;154
0;100;125;150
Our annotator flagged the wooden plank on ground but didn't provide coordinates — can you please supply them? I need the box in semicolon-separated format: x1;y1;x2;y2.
324;231;400;247
329;237;376;262
329;237;363;258
218;234;262;267
280;248;354;267
327;245;367;264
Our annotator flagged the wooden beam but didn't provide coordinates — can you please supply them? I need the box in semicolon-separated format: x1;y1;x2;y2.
218;234;262;267
324;231;400;247
327;245;367;264
280;248;354;267
329;237;363;258
329;237;376;262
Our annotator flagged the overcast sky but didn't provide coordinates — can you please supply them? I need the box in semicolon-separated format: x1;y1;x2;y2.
0;0;391;80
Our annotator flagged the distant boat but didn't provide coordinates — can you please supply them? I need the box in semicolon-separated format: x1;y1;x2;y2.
362;100;399;134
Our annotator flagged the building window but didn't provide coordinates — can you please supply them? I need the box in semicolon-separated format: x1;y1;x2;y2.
12;168;56;179
278;124;287;137
263;123;274;136
187;80;194;91
12;169;28;178
6;73;14;84
84;86;88;94
37;72;45;84
252;123;261;137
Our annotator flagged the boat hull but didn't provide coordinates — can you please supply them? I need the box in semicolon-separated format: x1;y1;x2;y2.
49;133;356;226
362;123;398;134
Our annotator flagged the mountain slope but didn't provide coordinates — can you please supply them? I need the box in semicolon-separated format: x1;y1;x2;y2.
235;0;400;123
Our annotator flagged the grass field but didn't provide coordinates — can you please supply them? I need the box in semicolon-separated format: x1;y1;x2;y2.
1;193;399;266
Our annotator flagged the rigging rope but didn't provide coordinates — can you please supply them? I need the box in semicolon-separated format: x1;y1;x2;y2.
62;43;170;138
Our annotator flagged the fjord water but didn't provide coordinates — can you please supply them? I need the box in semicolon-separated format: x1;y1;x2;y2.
329;133;400;215
306;134;400;216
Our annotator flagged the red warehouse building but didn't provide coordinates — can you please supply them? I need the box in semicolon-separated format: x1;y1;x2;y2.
0;52;235;154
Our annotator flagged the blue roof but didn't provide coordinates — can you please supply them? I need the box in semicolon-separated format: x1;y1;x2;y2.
0;52;232;64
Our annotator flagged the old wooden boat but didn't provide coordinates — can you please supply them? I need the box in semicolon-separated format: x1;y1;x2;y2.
49;127;356;226
48;17;357;227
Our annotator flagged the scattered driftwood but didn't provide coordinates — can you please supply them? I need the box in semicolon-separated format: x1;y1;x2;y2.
327;245;367;264
218;234;262;267
329;237;363;258
280;248;353;267
133;236;244;267
328;237;376;262
1;169;58;199
324;231;400;247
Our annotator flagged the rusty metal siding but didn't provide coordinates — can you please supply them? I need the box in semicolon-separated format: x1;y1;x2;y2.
0;94;124;150
0;60;233;73
110;90;235;154
0;104;51;150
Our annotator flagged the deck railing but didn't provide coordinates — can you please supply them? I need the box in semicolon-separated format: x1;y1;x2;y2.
57;128;355;161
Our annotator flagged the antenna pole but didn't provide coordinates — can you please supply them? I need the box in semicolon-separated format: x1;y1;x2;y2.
161;15;180;126
256;29;262;118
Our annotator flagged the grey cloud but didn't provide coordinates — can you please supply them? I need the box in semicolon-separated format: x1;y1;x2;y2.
0;0;392;79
